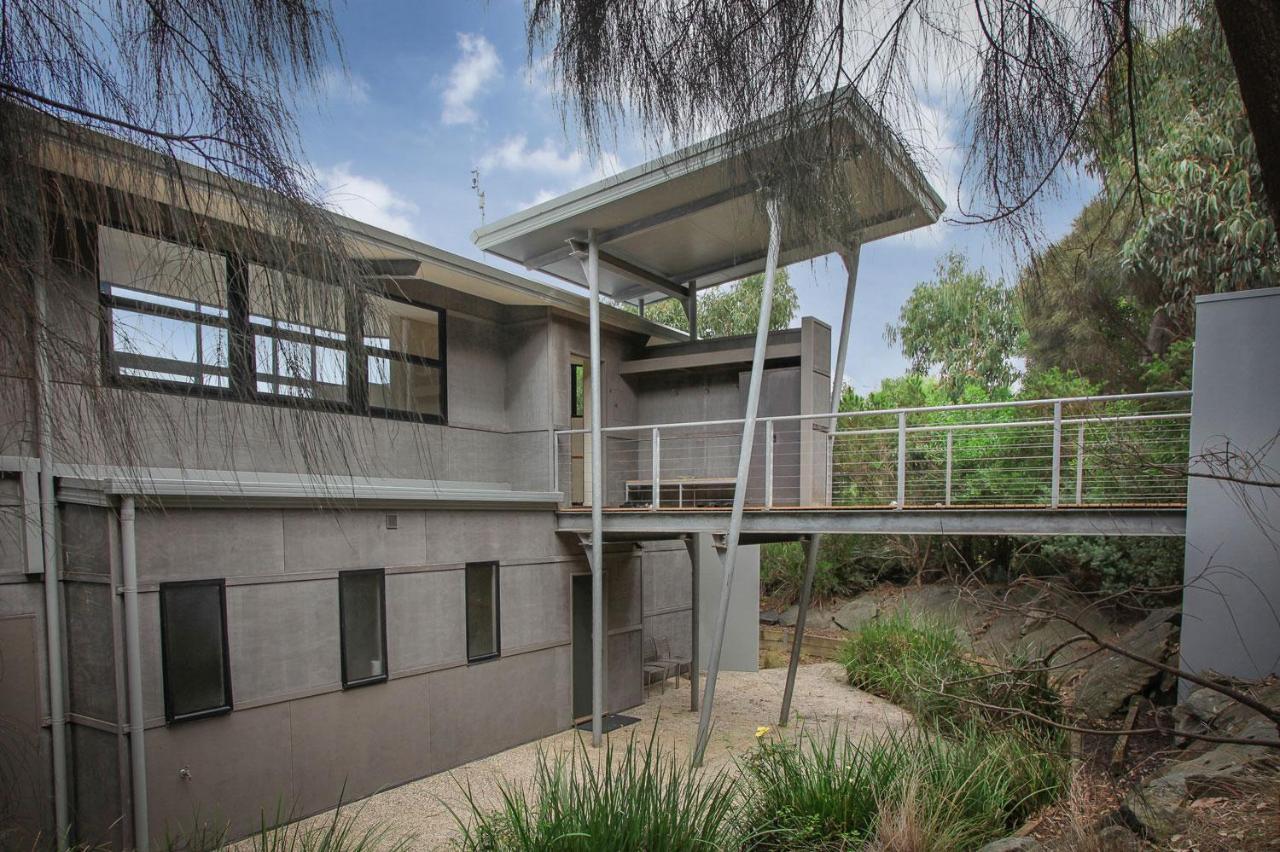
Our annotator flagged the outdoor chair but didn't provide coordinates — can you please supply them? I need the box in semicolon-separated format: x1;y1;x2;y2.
651;636;691;684
643;637;674;697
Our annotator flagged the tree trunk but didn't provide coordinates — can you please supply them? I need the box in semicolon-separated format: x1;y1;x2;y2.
1215;0;1280;228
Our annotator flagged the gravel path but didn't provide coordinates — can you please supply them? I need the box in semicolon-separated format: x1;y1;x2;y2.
298;662;909;850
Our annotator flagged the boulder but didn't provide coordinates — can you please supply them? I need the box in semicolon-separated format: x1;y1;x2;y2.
1090;824;1142;851
778;605;798;627
977;838;1041;852
833;598;878;632
1073;609;1179;719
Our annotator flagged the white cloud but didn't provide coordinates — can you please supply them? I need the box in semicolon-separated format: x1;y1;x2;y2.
316;66;370;105
315;164;420;238
479;135;588;177
441;33;501;125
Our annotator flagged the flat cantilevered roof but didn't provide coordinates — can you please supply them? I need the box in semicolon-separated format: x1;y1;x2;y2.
473;90;945;305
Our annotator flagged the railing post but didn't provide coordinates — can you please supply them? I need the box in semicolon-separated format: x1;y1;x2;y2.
651;427;661;510
896;412;906;509
826;432;835;507
1075;421;1085;505
764;420;775;508
944;430;953;506
1051;401;1062;508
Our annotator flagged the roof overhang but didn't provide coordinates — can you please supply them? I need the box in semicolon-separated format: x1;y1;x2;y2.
472;90;945;305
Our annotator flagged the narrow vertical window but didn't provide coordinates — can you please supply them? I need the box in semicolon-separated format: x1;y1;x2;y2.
339;569;387;687
571;363;585;418
465;562;500;663
159;580;232;722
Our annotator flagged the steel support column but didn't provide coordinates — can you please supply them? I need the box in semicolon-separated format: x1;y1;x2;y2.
779;240;859;726
586;231;605;746
692;199;782;766
683;534;700;712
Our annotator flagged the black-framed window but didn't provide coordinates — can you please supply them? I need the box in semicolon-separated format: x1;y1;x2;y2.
339;569;388;688
98;225;447;423
99;227;231;388
465;561;500;663
364;294;446;420
570;363;585;418
159;580;232;722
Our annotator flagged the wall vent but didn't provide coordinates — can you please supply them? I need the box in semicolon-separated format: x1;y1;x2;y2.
385;513;398;530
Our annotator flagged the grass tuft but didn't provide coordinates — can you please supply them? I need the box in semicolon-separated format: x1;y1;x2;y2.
450;726;738;851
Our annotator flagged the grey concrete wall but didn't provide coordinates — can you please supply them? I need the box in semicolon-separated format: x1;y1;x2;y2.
697;534;759;673
1180;287;1280;691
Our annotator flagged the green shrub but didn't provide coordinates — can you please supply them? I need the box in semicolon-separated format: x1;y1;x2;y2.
839;612;1064;744
157;802;410;852
450;729;737;851
738;726;1066;851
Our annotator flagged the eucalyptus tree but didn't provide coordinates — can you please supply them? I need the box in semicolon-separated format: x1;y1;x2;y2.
525;0;1279;239
634;270;800;338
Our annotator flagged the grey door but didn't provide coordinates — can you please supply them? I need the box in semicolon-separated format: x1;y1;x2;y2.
572;575;592;721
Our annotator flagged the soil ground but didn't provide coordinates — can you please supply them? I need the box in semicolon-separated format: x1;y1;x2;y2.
294;663;908;850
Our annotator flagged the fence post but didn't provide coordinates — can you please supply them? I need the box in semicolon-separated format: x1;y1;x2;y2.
1075;421;1085;505
896;412;907;509
651;427;661;510
1050;401;1063;508
826;432;835;507
944;431;953;507
764;420;774;508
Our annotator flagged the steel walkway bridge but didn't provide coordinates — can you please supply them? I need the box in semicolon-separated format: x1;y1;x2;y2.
555;390;1191;539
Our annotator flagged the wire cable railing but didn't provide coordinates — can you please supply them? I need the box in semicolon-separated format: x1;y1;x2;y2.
553;390;1191;511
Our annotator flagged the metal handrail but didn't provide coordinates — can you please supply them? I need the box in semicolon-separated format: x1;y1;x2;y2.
554;390;1192;511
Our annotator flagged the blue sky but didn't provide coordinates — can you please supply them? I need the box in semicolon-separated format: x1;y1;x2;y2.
295;1;1098;393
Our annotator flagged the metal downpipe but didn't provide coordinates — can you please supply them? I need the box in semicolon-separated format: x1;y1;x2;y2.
33;275;70;847
691;198;782;767
119;498;148;850
779;240;860;726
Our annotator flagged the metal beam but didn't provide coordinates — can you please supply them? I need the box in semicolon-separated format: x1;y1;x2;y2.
780;535;820;725
692;198;783;767
568;239;691;301
594;182;759;245
780;240;860;727
581;231;605;747
555;508;1188;538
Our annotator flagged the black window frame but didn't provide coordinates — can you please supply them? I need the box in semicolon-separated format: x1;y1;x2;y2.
97;225;448;425
338;568;390;689
570;363;585;419
158;579;233;724
464;561;501;664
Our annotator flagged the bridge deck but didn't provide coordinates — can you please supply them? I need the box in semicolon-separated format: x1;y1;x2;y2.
557;504;1187;538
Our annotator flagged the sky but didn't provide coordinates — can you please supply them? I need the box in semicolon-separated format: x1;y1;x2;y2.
294;1;1099;393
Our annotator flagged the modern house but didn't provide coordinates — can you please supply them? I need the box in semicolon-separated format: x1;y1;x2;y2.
0;117;850;849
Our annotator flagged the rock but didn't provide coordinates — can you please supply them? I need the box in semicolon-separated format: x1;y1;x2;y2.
1091;825;1142;852
778;605;798;627
977;838;1041;852
1073;609;1179;719
759;609;782;626
833;598;878;632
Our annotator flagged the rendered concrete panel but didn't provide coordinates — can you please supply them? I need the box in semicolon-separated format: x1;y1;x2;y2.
281;509;427;573
134;508;285;581
422;510;557;565
500;561;570;651
1180;288;1280;689
227;579;340;704
61;503;113;575
643;609;693;662
137;592;166;722
606;552;643;631
65;581;118;721
289;674;433;814
641;545;692;615
448;314;508;430
607;629;644;712
505;318;551;432
386;570;466;672
426;646;570;772
697;534;759;672
0;477;27;577
71;723;124;847
145;703;294;842
0;613;50;846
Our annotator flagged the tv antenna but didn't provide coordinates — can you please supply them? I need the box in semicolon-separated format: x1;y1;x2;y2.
471;168;486;225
